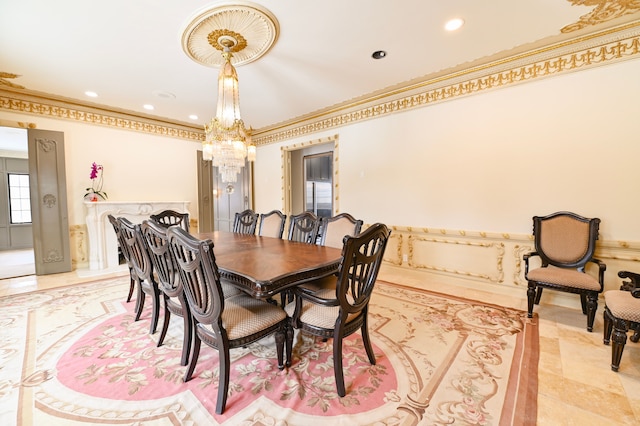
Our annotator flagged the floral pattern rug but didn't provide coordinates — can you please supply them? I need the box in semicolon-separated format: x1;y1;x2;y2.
0;277;538;425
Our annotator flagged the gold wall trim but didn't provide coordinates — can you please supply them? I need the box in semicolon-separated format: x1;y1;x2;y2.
2;21;639;145
0;87;204;142
408;235;506;284
253;21;640;146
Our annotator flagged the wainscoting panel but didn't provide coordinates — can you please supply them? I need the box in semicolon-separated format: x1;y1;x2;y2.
378;225;640;309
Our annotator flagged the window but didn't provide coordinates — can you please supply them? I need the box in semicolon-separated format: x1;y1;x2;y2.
8;173;31;224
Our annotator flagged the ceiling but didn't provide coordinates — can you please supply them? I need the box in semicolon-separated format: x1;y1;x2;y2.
1;0;640;141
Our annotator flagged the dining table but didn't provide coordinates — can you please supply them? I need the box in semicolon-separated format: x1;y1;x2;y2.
195;231;343;299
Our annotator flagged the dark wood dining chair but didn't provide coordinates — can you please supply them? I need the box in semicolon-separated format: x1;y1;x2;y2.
317;212;363;249
258;210;286;238
150;209;190;232
232;209;258;235
107;214;135;303
118;217;161;334
287;211;320;243
523;211;606;331
298;213;364;295
140;219;192;365
166;226;292;414
285;223;391;397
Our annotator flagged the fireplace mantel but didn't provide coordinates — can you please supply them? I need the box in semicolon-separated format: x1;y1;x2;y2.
84;200;190;270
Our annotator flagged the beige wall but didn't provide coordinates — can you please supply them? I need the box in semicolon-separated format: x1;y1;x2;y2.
1;56;639;309
0;112;202;227
253;58;640;304
255;58;640;241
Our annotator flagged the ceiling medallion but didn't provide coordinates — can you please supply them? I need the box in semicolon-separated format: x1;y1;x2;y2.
181;1;279;68
207;29;247;53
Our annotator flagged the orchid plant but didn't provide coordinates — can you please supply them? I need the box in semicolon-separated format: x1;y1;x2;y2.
84;162;108;201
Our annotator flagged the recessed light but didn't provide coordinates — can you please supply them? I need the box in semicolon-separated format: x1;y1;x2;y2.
143;104;154;110
445;18;464;31
372;50;387;60
85;91;98;98
189;114;199;120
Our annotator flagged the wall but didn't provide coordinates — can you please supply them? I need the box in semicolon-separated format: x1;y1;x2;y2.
253;57;640;306
1;51;639;311
0;111;201;266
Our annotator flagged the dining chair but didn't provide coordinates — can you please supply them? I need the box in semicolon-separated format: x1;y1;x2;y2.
166;226;292;414
258;210;286;238
298;213;364;295
150;209;190;232
523;211;606;331
140;219;192;366
316;213;363;249
287;211;320;243
285;223;391;397
603;270;640;371
118;217;161;334
232;209;258;235
107;214;135;303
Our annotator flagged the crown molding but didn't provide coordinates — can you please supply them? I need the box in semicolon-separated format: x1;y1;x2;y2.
252;19;640;146
1;19;639;146
0;86;204;142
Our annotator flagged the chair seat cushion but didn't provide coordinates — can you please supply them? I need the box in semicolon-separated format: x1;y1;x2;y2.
284;298;358;330
604;290;640;322
218;294;287;340
527;266;602;291
297;275;336;294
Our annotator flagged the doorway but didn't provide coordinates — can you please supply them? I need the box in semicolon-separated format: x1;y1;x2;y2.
303;152;333;218
197;150;253;233
283;135;338;217
0;126;34;278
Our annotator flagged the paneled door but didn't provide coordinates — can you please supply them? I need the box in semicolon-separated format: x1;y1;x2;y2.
197;151;253;232
27;129;72;274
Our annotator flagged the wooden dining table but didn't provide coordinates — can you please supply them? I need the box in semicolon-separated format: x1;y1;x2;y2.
195;231;343;299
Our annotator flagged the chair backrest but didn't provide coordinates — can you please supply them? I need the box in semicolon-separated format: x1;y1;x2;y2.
233;209;258;235
108;214;132;266
287;211;320;243
533;211;600;270
166;226;224;327
318;213;363;249
118;217;153;281
150;209;190;232
335;223;391;313
258;210;286;238
141;220;182;297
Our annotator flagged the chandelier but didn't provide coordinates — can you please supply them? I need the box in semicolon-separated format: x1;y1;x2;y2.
203;35;255;183
181;2;279;184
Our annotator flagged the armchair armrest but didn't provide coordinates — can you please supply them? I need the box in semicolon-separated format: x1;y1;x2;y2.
297;287;340;306
523;251;539;277
618;270;640;292
589;258;607;288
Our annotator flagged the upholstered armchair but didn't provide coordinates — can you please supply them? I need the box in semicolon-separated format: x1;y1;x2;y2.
603;270;640;371
523;211;606;331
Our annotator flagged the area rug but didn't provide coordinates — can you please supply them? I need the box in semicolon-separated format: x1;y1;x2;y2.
0;276;538;425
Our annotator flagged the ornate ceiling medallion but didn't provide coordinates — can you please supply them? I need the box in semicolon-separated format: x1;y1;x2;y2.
562;0;640;33
181;1;279;67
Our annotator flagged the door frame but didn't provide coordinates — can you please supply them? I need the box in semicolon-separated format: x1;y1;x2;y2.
282;134;339;216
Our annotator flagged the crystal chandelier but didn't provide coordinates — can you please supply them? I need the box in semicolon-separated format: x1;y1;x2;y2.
203;35;256;183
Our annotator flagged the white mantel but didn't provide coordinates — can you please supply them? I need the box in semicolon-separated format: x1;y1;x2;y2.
84;200;190;270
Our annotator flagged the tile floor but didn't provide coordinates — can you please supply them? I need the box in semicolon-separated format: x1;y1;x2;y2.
1;263;638;425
